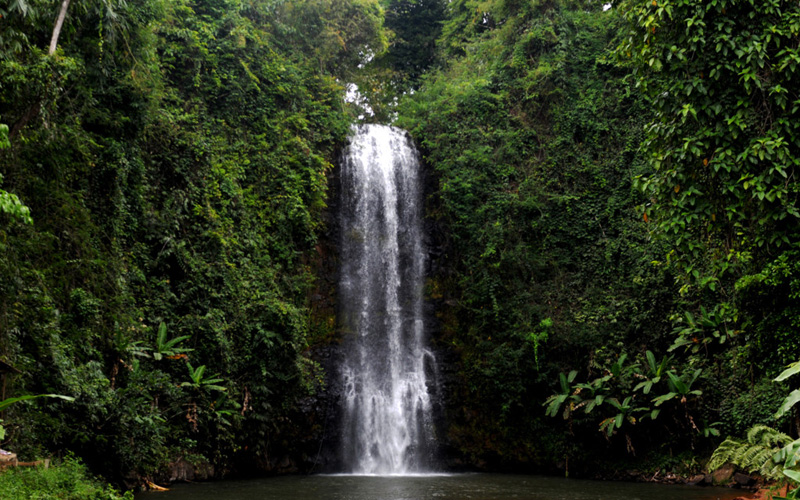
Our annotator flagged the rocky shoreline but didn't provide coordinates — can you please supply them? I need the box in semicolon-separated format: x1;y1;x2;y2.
610;466;793;500
623;464;755;488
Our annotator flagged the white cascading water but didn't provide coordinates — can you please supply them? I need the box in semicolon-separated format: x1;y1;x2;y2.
338;124;437;475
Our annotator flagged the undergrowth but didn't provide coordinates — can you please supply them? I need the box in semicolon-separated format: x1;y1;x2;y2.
0;455;131;500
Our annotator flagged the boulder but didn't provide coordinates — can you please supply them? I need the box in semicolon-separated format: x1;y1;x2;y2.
0;449;17;464
687;474;706;486
734;472;753;486
712;464;736;485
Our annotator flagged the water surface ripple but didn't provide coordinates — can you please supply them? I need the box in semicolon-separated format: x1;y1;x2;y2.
139;473;744;500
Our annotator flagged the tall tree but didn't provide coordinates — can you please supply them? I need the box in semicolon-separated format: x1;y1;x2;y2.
48;0;71;54
380;0;446;83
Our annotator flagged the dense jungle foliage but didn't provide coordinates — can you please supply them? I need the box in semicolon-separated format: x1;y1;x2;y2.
1;0;800;490
393;0;800;477
0;0;384;484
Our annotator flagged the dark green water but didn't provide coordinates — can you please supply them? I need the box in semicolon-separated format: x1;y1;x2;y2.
138;473;745;500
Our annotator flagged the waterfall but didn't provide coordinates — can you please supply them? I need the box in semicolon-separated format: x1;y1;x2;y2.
338;124;437;475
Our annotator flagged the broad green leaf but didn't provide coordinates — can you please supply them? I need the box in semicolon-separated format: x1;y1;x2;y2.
559;372;569;394
163;335;191;350
646;350;656;372
783;469;800;483
0;394;75;411
653;392;677;406
775;361;800;382
775;389;800;419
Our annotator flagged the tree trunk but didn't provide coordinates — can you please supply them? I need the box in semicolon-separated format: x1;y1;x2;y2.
48;0;72;55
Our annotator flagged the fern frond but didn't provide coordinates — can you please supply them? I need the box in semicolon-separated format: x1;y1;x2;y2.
710;425;788;481
748;425;792;448
708;437;745;471
747;448;775;471
761;460;784;480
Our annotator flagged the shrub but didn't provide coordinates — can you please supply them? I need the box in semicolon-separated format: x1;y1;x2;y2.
0;455;131;500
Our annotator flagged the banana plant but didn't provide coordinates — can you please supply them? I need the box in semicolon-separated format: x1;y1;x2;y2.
574;377;609;414
181;363;226;393
111;329;151;359
598;396;649;437
608;353;630;379
544;370;578;418
771;359;800;489
669;305;733;353
153;322;193;361
634;350;669;395
775;359;800;419
652;369;703;406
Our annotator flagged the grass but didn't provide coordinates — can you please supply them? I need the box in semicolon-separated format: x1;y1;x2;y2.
0;455;132;500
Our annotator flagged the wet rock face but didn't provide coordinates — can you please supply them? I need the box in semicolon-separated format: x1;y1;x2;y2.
282;150;345;474
426;343;465;470
166;457;215;482
297;342;348;473
255;341;347;475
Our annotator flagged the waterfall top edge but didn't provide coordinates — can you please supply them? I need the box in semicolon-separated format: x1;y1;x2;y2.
349;123;408;136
